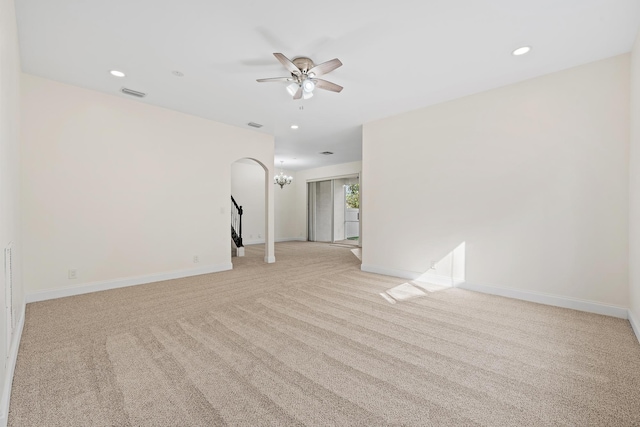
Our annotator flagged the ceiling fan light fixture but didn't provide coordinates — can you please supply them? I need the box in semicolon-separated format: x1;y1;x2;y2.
302;91;313;100
286;83;299;96
302;79;315;93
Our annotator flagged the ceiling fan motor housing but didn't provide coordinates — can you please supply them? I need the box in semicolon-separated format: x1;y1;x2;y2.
292;57;315;74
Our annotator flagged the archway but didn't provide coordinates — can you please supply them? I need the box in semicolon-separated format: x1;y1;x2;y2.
230;157;275;264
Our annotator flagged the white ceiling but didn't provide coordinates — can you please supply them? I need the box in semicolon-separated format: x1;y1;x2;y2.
15;0;640;171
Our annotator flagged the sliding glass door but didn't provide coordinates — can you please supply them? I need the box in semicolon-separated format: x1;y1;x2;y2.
307;176;359;245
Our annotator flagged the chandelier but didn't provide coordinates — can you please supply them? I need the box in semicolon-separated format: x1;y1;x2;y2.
274;161;293;189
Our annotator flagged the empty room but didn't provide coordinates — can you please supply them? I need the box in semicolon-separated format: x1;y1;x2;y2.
1;0;640;425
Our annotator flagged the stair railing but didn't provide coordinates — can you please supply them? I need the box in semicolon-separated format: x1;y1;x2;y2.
231;196;243;248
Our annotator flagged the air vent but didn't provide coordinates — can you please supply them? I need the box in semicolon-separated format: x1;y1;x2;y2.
121;87;146;98
248;122;263;128
320;151;334;155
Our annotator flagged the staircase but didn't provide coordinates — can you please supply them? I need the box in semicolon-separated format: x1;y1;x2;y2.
231;195;244;257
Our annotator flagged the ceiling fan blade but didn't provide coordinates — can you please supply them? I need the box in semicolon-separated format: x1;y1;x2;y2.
308;58;342;77
256;77;294;83
313;79;343;93
293;86;303;100
273;53;301;76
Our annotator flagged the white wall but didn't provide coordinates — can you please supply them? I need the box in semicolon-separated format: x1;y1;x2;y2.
363;54;630;308
0;0;23;422
21;74;275;296
273;168;297;241
630;31;640;332
294;161;362;241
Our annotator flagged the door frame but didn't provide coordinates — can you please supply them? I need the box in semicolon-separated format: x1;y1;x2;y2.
306;173;360;245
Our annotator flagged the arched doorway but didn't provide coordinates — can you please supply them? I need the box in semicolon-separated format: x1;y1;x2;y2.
230;158;275;264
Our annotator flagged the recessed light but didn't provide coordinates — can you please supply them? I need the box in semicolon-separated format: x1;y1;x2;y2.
291;125;299;129
512;46;531;56
110;70;126;77
247;122;263;128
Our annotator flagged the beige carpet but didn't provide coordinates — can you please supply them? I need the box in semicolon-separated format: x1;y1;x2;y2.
9;242;640;426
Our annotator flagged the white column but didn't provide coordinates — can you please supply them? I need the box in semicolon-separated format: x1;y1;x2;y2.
264;165;276;263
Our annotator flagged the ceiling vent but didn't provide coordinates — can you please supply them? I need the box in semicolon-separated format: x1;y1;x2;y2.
320;151;334;155
121;87;146;98
248;122;263;128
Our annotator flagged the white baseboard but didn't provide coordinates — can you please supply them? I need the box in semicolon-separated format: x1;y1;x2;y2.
458;281;628;319
361;264;628;319
243;238;306;245
629;309;640;344
413;272;464;287
360;264;463;286
361;264;425;280
25;263;233;303
0;302;26;427
242;239;264;245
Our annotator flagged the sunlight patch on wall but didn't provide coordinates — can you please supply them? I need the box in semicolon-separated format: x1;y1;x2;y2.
380;242;466;304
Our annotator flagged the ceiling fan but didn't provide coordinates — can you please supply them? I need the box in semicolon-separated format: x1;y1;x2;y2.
257;53;343;100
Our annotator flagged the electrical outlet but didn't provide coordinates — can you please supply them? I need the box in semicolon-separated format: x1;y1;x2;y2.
430;261;437;270
68;269;77;279
193;255;199;263
250;234;253;239
258;233;262;238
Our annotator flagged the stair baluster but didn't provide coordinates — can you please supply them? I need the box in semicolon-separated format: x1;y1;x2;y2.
231;195;243;248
